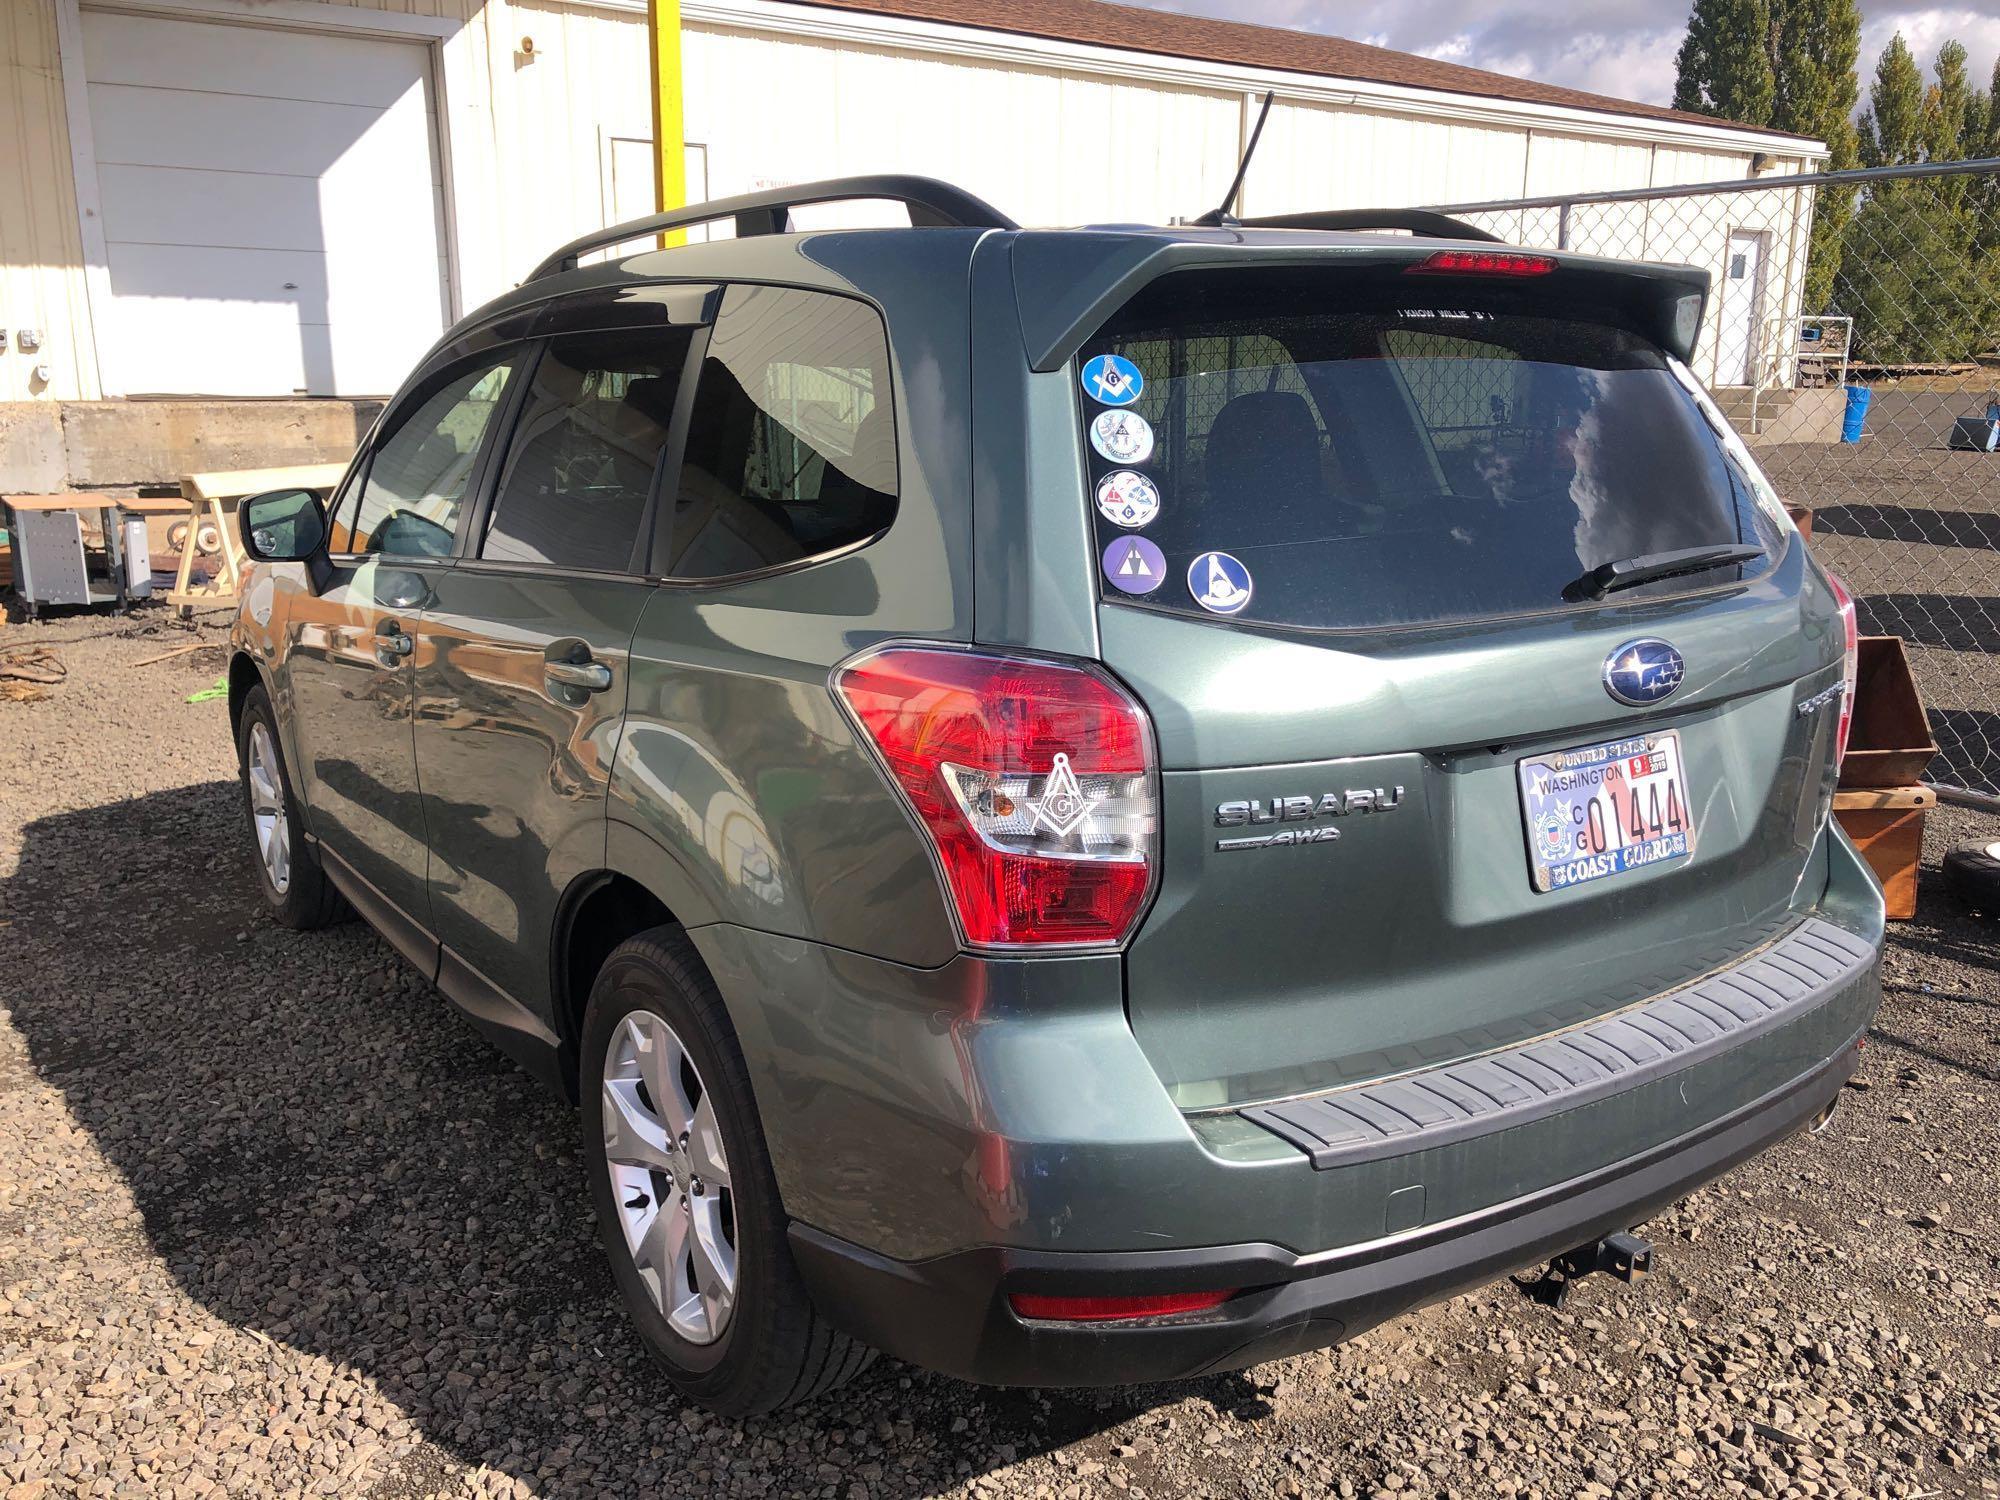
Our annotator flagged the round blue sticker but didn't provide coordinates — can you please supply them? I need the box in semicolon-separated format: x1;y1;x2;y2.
1081;353;1144;407
1103;535;1167;594
1187;551;1253;615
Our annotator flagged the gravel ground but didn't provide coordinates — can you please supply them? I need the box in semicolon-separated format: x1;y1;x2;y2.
2;607;1999;1500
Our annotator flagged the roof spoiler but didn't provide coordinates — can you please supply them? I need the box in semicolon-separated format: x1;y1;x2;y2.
526;174;1018;281
1010;236;1712;372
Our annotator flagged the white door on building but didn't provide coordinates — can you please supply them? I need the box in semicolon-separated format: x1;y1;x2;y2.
1716;229;1768;387
596;134;711;246
79;10;449;397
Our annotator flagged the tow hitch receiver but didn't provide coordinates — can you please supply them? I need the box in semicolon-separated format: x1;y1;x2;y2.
1558;1231;1653;1283
1520;1232;1654;1308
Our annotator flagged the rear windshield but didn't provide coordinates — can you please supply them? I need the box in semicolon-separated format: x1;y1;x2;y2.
1079;285;1781;630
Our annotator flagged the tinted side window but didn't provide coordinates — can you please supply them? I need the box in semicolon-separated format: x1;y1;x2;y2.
481;328;694;573
323;466;365;555
669;285;896;580
343;356;516;557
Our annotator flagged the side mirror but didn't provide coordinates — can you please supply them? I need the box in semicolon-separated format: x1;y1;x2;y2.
239;488;328;563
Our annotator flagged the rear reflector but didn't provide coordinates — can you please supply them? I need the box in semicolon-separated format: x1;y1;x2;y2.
1009;1290;1235;1323
832;645;1159;949
1824;571;1860;766
1406;249;1557;277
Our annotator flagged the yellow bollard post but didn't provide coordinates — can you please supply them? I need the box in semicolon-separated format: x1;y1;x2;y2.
648;0;686;246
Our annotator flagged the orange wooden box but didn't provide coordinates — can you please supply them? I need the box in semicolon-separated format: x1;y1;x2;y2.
1840;636;1938;790
1833;785;1932;920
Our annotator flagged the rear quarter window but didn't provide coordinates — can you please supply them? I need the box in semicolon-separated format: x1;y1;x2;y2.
667;284;897;580
1079;280;1781;631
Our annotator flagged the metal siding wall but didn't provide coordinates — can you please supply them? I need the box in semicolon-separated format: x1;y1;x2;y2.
1522;131;1654;198
682;22;1243;228
3;0;1827;404
317;0;653;300
1;0;99;400
1243;103;1531;216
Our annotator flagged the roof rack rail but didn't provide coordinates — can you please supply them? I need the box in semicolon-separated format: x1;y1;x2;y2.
1233;208;1502;243
527;174;1019;280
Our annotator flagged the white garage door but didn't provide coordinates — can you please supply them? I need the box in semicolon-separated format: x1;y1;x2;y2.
80;9;449;397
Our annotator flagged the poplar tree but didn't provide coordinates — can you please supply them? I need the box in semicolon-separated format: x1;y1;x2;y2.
1769;0;1860;147
1769;0;1860;309
1972;56;2000;259
1859;35;1927;165
1673;0;1777;124
1927;39;1976;221
1924;41;1972;169
1840;37;1995;361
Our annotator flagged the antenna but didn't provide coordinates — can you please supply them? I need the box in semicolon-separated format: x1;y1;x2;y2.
1194;91;1275;227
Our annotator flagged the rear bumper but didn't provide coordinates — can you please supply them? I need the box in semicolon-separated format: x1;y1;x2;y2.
790;1031;1862;1386
698;824;1882;1385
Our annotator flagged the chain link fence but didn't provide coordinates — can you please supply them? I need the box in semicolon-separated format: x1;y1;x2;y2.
1436;159;2000;802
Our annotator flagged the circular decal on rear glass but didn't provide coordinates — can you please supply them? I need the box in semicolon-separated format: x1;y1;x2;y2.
1095;470;1162;529
1080;353;1144;407
1188;550;1253;615
1102;535;1167;594
1089;409;1155;465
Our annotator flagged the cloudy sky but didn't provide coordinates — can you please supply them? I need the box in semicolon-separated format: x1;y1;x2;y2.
1125;0;2000;108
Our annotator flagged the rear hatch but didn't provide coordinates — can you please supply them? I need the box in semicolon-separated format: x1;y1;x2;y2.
1069;257;1844;1110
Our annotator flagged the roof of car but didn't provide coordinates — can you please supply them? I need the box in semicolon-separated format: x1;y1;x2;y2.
474;212;1709;387
782;0;1819;142
523;177;1545;284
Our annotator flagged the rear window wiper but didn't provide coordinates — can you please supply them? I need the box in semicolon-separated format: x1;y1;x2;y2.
1562;543;1766;602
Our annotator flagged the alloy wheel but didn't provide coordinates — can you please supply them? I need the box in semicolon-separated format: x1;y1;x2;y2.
246;721;292;896
601;1011;738;1344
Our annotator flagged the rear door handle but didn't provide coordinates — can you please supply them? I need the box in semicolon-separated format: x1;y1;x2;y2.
376;626;414;658
545;659;612;692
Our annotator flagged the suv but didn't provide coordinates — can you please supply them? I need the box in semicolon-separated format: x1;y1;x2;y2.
229;176;1883;1417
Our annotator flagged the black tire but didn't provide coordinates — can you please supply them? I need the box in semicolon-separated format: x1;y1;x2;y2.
1942;838;2000;914
235;685;347;930
580;928;874;1416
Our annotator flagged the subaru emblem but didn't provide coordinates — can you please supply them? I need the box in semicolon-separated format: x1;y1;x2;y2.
1602;639;1686;707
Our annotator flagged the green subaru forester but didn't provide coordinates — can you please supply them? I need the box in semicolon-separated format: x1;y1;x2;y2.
228;176;1884;1416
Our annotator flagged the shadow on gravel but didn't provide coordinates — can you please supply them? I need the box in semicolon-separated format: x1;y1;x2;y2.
1864;1023;2000;1085
3;782;1264;1496
1813;503;2000;550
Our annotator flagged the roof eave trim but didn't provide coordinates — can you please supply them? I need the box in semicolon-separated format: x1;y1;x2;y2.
650;0;1828;157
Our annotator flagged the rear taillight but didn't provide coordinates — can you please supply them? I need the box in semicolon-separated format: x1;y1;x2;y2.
833;645;1158;949
1825;571;1860;766
1405;249;1557;277
1009;1290;1235;1322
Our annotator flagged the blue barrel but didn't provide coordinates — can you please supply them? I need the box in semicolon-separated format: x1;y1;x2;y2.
1841;384;1871;443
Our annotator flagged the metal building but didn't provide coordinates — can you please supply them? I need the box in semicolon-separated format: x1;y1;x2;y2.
0;0;1823;489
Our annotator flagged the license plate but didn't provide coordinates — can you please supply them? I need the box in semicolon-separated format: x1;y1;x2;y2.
1517;731;1695;893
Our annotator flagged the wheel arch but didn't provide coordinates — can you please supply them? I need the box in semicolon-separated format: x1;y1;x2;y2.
227;651;266;737
553;813;747;1101
227;651;309;813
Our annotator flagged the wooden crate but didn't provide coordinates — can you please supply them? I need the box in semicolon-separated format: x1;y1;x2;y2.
1840;636;1938;790
168;463;347;615
1833;785;1932;920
